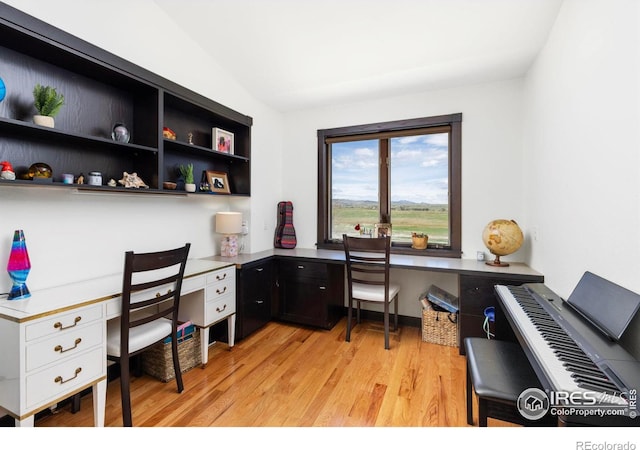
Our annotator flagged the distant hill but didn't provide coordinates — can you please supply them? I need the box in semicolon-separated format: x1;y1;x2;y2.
333;199;447;211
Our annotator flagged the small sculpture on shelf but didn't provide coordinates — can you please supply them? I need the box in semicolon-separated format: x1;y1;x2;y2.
163;127;176;140
187;132;194;145
111;123;130;143
1;161;16;180
118;172;149;189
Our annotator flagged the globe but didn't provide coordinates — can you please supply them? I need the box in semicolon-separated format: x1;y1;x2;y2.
482;219;524;266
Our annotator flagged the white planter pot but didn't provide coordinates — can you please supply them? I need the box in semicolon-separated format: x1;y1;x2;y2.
185;183;196;192
33;115;54;128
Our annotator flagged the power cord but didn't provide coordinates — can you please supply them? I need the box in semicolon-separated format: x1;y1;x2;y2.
483;306;495;339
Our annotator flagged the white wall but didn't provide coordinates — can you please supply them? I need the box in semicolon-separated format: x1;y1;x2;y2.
0;0;284;291
522;0;640;299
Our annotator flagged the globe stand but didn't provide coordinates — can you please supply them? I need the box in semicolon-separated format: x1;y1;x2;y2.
486;254;510;267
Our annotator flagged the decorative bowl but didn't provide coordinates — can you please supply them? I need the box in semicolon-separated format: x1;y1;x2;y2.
163;181;177;190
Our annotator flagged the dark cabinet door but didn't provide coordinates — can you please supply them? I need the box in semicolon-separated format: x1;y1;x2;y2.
237;260;273;339
276;259;344;329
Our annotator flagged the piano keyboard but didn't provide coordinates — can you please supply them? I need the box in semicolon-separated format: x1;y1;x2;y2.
496;284;626;405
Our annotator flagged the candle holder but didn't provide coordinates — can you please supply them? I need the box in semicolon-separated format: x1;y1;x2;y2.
7;229;31;300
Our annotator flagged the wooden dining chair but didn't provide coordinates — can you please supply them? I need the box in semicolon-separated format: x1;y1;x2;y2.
106;243;191;426
343;234;400;350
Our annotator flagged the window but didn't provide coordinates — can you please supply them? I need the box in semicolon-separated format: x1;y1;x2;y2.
317;113;462;257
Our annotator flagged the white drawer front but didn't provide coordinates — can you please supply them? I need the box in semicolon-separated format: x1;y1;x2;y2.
25;304;103;342
25;347;104;409
206;267;235;287
206;281;235;302
26;321;104;372
182;275;206;295
205;295;236;326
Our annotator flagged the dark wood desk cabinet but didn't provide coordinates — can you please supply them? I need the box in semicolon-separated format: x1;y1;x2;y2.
458;273;544;355
236;259;274;340
275;258;344;329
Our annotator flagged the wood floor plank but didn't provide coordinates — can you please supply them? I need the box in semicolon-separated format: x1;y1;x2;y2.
34;318;488;428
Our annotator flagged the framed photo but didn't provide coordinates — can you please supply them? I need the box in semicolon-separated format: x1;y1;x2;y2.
213;127;234;154
375;223;392;238
206;170;231;194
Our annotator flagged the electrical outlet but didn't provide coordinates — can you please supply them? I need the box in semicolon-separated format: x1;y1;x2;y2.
241;221;249;235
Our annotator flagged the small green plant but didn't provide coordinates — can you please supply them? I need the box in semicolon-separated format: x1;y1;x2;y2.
179;163;194;184
33;84;65;117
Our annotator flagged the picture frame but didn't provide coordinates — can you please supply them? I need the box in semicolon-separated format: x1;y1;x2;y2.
375;223;392;238
213;127;234;154
206;170;231;194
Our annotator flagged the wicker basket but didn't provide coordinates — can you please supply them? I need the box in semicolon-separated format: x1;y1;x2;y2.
141;329;202;382
421;300;459;347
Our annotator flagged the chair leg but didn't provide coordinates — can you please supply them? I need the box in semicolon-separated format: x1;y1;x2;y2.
171;334;184;393
346;299;353;342
393;294;399;331
356;301;361;324
119;357;133;427
383;300;390;350
466;361;474;425
478;398;488;427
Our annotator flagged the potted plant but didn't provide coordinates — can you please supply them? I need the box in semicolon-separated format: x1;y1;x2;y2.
32;84;64;128
411;232;428;250
179;163;195;192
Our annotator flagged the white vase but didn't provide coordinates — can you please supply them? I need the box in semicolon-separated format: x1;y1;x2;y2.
185;183;196;192
33;115;54;128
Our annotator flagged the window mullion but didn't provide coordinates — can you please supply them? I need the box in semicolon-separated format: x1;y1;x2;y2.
379;139;390;222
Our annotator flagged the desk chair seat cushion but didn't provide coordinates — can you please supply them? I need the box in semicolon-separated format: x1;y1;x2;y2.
464;337;541;403
106;317;172;357
352;282;400;303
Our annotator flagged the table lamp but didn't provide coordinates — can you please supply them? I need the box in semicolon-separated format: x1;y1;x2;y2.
216;212;243;257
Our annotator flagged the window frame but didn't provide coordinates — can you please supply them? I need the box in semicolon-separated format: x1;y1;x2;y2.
317;113;462;258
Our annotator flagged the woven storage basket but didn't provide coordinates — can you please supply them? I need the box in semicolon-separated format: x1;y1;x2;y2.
141;329;202;382
421;300;459;347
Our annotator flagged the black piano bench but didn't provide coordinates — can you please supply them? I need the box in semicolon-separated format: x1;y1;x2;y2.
464;337;555;427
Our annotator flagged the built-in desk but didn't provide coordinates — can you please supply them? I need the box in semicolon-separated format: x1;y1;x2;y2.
208;248;544;353
0;258;235;427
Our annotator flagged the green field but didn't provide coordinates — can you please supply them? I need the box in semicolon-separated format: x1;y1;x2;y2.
331;202;449;244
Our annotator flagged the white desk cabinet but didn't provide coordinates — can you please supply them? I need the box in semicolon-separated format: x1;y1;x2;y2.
0;258;235;426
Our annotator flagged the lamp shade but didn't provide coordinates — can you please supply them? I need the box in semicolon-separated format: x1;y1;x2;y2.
216;212;242;234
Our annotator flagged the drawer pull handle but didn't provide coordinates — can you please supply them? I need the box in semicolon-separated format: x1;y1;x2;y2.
319;286;327;290
54;316;81;330
256;268;264;272
216;273;227;281
256;300;264;304
297;265;304;269
54;367;82;384
155;289;172;298
54;338;82;353
216;304;227;313
216;286;227;295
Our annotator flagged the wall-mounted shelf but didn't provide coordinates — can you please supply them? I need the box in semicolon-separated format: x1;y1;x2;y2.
0;2;252;197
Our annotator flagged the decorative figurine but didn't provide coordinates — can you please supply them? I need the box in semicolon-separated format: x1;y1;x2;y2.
1;161;16;180
163;127;176;140
118;172;149;189
107;178;117;187
111;123;130;143
76;173;84;184
187;132;194;145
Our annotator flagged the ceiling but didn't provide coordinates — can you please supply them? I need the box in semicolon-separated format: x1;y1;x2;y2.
153;0;564;112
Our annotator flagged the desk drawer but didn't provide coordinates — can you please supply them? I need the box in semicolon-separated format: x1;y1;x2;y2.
182;275;206;295
279;260;328;281
25;347;104;409
205;295;236;326
25;304;103;342
206;267;235;286
206;277;235;302
26;321;104;372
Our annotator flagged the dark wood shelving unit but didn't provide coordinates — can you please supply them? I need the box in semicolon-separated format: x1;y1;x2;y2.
0;2;252;196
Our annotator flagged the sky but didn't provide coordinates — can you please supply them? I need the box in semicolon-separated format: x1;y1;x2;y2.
331;133;449;204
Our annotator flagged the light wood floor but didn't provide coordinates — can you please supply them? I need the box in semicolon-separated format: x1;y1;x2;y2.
36;318;504;427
